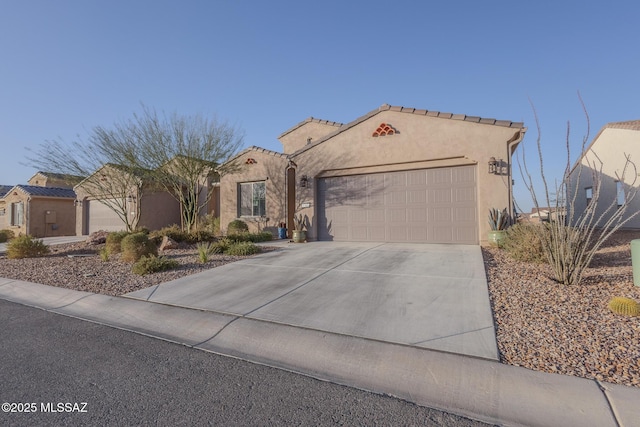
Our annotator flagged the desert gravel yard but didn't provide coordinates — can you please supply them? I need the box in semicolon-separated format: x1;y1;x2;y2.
0;232;639;387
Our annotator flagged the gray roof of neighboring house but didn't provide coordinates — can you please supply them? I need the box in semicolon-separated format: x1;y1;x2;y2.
0;185;13;198
11;185;76;198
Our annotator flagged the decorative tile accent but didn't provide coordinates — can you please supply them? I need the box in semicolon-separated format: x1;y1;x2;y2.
372;123;397;137
245;158;257;164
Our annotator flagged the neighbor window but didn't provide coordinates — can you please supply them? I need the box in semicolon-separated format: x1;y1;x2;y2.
0;208;4;216
616;181;625;207
10;202;24;226
239;181;266;217
585;187;593;205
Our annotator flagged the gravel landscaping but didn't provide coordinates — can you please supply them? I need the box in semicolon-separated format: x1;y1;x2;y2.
1;232;639;387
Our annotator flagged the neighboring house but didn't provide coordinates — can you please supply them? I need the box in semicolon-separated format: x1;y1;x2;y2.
27;171;81;189
524;207;563;223
220;104;526;244
0;185;13;230
74;163;183;234
568;120;640;228
1;184;76;237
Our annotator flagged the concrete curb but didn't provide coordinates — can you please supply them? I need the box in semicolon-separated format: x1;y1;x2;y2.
1;278;639;426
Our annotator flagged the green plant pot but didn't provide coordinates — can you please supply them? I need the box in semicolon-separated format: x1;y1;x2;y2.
292;230;306;243
488;230;506;247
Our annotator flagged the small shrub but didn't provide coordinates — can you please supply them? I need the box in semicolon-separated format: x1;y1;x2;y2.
200;214;220;235
608;297;640;317
149;225;189;244
186;229;215;244
6;235;50;259
196;241;217;263
502;223;548;264
121;232;158;263
227;231;273;243
225;241;259;256
0;229;15;243
132;255;179;275
99;247;109;262
227;219;248;235
106;231;129;255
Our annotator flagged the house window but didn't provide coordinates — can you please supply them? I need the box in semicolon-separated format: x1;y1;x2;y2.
0;208;4;216
616;181;625;207
239;181;266;217
585;187;593;205
10;202;24;226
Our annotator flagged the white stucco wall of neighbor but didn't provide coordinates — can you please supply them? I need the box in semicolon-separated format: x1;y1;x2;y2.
569;124;640;229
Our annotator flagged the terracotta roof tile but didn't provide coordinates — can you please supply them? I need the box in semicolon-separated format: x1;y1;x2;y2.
605;120;640;131
289;104;525;157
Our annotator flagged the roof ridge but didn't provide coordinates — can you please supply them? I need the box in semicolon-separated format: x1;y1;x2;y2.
278;116;343;139
605;119;640;130
289;104;524;158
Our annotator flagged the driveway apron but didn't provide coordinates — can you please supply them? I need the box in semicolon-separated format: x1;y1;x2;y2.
125;242;498;360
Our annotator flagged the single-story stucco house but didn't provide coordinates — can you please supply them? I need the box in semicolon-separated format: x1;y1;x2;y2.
0;184;76;237
0;171;80;237
568;119;640;228
74;160;219;234
220;104;526;244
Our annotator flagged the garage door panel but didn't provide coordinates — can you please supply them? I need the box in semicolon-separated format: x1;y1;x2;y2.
318;165;477;244
88;200;126;234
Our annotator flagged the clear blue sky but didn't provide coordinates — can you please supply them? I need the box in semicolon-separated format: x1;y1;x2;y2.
1;1;639;212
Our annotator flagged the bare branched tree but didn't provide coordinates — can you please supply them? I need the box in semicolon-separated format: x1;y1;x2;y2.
517;96;639;285
28;105;243;232
129;107;243;231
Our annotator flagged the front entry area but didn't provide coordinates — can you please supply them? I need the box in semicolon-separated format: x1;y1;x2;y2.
317;165;478;244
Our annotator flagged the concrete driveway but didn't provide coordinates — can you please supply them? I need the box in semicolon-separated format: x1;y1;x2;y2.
126;241;498;360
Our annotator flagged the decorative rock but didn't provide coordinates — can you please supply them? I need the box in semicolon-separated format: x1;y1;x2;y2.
85;230;109;245
159;236;179;251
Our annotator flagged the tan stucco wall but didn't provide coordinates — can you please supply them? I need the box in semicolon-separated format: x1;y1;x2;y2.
220;151;288;234
28;173;77;189
0;200;6;230
569;127;640;228
279;121;342;154
290;110;523;242
2;191;75;237
138;191;182;231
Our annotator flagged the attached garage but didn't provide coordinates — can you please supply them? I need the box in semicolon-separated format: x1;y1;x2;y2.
317;165;478;244
86;200;126;233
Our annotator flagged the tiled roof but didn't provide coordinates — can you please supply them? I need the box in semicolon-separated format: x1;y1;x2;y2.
605;120;640;131
290;104;525;157
219;146;288;168
29;171;84;182
0;185;13;198
278;117;344;139
13;185;76;198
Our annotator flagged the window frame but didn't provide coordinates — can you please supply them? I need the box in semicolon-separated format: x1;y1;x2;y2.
585;186;593;206
616;180;625;207
238;181;266;217
10;201;24;226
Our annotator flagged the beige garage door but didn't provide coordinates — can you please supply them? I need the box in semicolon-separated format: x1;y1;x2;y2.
87;200;126;234
317;165;478;244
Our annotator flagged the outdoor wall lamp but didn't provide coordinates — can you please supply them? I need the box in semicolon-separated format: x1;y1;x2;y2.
126;195;137;203
73;199;82;207
300;175;309;188
488;157;502;175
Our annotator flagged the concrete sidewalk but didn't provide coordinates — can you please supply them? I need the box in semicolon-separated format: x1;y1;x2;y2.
1;241;639;426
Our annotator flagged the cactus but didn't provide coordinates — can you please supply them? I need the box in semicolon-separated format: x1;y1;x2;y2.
608;297;640;317
488;208;510;231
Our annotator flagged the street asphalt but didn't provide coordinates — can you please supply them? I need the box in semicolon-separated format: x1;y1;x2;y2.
0;236;639;426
